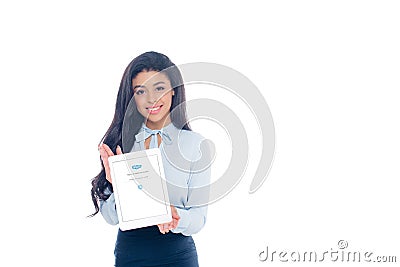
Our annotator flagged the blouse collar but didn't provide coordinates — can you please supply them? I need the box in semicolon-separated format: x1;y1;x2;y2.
134;122;177;146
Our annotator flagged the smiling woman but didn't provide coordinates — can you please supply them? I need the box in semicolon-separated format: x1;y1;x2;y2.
90;51;211;267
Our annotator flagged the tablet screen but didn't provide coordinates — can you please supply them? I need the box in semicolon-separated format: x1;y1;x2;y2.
109;148;172;230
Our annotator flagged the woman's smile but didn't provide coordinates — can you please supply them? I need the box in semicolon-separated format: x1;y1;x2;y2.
147;105;163;114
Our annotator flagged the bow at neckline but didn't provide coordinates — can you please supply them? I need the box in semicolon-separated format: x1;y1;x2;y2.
134;124;173;148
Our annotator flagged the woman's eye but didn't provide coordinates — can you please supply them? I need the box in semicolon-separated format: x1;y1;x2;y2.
135;89;145;95
155;86;165;91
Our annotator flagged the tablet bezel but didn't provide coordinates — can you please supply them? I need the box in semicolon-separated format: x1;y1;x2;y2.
108;148;172;231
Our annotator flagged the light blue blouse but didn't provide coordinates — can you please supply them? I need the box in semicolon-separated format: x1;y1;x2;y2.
99;122;211;236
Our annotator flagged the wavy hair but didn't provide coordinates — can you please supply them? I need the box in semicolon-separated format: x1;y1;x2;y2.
89;51;191;216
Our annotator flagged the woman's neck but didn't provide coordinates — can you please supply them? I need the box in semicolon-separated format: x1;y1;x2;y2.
145;116;172;130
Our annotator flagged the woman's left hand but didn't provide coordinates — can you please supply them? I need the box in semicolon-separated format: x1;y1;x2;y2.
157;205;180;234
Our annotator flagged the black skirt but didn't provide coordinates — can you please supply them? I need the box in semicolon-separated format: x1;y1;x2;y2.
114;226;199;267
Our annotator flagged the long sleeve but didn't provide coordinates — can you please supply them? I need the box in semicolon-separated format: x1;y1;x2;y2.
171;138;212;236
99;192;119;225
172;205;208;236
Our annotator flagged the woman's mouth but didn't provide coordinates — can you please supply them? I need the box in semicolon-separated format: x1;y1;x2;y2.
147;105;162;114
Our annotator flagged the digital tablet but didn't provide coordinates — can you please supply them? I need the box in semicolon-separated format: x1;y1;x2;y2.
108;148;172;231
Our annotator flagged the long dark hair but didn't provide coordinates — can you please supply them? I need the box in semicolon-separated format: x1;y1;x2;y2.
89;51;191;217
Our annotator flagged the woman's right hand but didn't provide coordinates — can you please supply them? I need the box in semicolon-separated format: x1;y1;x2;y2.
99;143;122;184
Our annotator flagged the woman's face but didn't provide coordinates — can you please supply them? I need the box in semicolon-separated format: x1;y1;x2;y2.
132;70;175;129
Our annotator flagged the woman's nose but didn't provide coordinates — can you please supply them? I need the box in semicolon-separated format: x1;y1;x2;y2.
147;91;158;103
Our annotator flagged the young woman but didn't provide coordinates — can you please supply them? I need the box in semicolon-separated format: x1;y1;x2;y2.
90;51;211;267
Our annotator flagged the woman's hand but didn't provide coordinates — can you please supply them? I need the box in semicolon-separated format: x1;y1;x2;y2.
99;143;122;184
158;205;180;234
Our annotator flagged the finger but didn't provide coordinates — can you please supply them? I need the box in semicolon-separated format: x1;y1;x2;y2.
171;206;180;220
171;218;179;229
99;147;110;169
102;143;115;157
99;145;113;184
163;223;170;233
99;144;106;158
164;223;170;233
116;145;122;155
172;212;180;220
158;224;166;234
99;146;107;164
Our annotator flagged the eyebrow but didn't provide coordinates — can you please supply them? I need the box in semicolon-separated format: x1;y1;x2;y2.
133;85;145;90
133;81;166;90
153;81;166;86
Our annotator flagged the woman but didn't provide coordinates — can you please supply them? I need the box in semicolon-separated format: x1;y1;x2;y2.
90;51;211;267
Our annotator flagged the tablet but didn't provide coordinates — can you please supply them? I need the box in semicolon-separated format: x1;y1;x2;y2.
108;148;172;231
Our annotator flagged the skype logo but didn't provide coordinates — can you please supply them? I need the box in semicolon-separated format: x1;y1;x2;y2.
131;164;142;170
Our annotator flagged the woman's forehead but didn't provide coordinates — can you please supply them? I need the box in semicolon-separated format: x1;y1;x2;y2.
132;71;170;86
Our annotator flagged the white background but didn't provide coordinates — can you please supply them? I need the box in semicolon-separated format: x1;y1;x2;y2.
0;1;399;266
